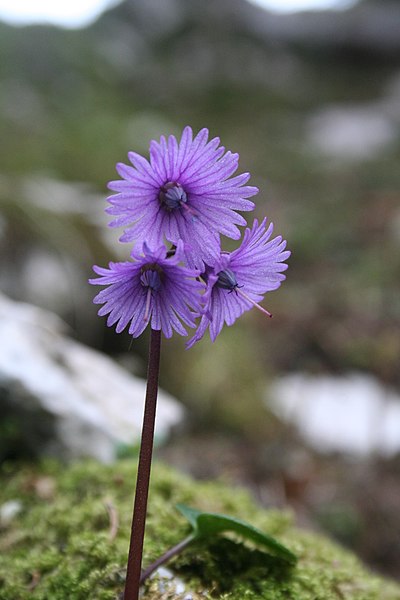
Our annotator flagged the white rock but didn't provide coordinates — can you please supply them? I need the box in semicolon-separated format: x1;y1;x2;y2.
20;250;79;314
152;566;187;596
267;372;400;457
0;500;23;526
0;293;183;462
307;105;396;161
20;176;97;215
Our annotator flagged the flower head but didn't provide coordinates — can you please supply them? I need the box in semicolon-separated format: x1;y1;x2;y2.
187;218;290;347
89;241;204;338
106;126;258;269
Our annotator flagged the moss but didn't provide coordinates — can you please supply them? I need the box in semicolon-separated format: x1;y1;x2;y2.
0;460;399;599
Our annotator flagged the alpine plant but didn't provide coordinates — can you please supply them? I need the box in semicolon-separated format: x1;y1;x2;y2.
90;126;290;343
89;126;291;600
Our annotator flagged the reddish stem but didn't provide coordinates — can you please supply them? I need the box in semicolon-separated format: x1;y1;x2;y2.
139;534;195;584
123;328;162;600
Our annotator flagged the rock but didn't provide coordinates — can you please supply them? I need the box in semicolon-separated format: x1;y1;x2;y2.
151;567;188;596
0;293;184;462
306;104;397;161
267;372;400;456
245;1;400;56
0;499;22;527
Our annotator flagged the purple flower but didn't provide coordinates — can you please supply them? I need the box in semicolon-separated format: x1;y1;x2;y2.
187;218;290;347
89;241;204;338
106;126;258;269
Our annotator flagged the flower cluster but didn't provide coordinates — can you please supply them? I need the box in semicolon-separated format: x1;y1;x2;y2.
90;126;290;345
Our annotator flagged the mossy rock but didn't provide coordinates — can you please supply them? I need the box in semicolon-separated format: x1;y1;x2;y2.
0;460;399;600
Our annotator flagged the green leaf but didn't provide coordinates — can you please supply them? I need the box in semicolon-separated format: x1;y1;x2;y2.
176;504;297;565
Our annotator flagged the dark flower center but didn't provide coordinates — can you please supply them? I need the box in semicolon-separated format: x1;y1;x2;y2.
159;181;188;211
216;268;238;291
140;264;163;292
216;267;273;318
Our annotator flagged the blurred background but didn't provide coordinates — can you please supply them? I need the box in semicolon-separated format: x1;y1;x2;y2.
0;0;399;582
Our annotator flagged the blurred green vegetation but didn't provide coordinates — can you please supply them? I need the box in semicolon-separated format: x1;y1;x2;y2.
0;0;399;433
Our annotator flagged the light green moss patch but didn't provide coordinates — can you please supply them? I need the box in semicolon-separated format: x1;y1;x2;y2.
0;460;399;599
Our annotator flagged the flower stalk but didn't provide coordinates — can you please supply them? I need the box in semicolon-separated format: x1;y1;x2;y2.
123;328;162;600
139;534;195;584
89;126;291;598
